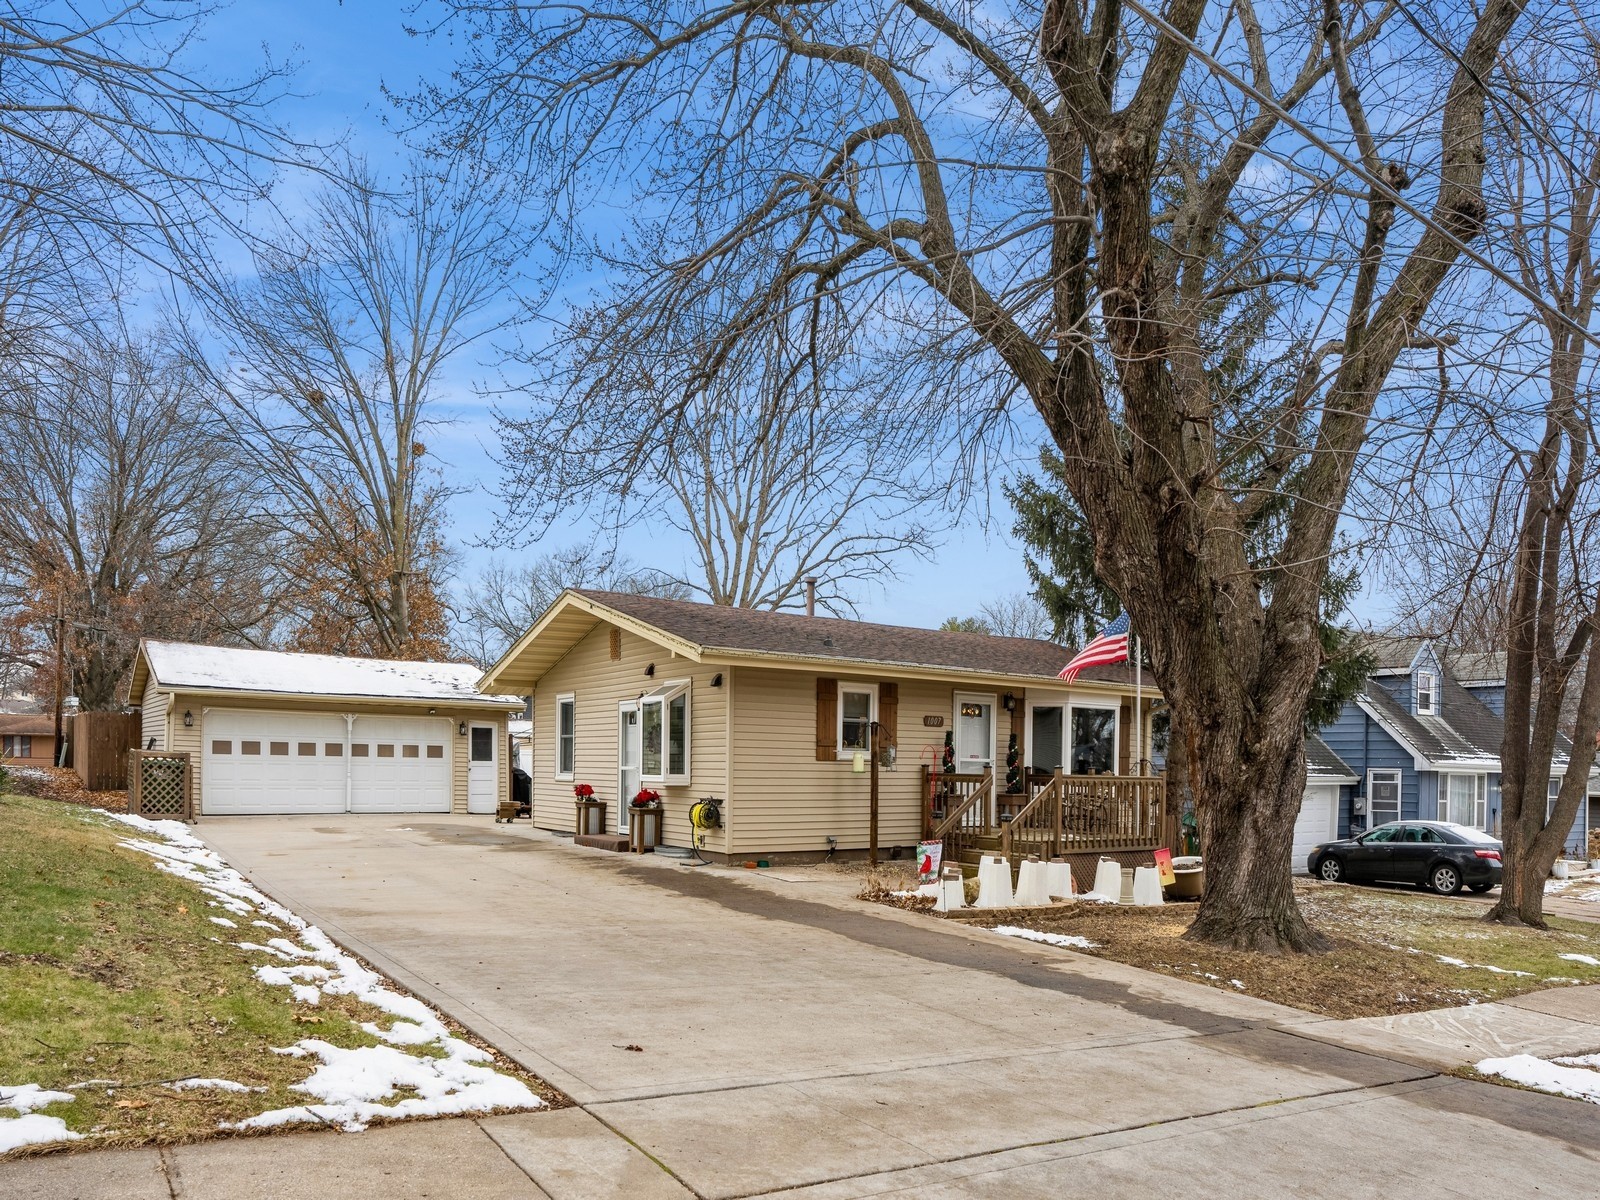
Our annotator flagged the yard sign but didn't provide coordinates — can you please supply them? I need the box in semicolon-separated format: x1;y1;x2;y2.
917;840;943;884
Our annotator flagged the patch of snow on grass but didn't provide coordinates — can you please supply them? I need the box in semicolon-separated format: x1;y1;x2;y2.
167;1079;263;1093
1076;892;1118;904
227;1040;536;1133
1230;980;1246;990
208;916;237;928
991;926;1099;950
1478;1054;1600;1104
0;1085;82;1153
1557;953;1600;967
101;812;543;1133
1433;954;1533;977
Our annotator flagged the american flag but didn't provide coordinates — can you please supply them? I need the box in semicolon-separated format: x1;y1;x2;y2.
1057;611;1131;681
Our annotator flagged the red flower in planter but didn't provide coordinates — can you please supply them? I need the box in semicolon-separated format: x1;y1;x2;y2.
631;788;661;807
573;783;595;799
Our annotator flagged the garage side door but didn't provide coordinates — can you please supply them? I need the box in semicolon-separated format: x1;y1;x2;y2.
202;711;349;815
1293;784;1340;872
349;716;452;814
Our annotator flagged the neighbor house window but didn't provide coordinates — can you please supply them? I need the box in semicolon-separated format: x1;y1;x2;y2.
1442;773;1487;829
1367;768;1401;827
2;735;32;757
555;694;576;780
1548;776;1564;820
838;683;877;756
1416;671;1437;715
640;681;690;784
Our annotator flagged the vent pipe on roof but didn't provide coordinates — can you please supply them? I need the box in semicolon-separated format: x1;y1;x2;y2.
804;578;817;617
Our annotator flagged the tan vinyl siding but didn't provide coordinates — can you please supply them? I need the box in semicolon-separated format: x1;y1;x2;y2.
166;693;506;815
529;623;728;853
728;668;955;855
141;689;171;751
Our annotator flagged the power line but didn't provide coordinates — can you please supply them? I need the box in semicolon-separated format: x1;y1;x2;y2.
1119;0;1599;350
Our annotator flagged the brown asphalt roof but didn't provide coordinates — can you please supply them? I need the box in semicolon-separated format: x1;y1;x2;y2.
573;589;1140;684
0;713;58;736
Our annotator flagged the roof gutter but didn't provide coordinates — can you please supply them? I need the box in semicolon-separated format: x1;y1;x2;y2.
154;684;522;711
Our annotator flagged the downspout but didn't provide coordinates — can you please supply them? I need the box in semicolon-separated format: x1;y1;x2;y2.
344;714;355;813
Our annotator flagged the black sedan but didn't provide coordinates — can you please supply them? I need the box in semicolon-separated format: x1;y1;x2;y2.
1307;821;1502;896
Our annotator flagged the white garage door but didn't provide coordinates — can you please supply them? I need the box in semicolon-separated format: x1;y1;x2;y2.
201;711;453;815
1293;784;1339;872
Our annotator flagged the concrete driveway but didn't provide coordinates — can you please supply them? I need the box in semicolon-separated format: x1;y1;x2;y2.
175;815;1600;1197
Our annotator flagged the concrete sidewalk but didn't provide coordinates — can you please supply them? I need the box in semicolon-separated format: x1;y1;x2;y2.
6;815;1598;1198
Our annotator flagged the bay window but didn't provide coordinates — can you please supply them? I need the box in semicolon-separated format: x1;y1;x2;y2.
641;680;690;784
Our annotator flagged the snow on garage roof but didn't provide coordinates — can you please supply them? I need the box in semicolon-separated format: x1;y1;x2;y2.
134;640;521;709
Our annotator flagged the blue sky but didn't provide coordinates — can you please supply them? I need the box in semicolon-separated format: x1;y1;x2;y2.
201;0;1393;638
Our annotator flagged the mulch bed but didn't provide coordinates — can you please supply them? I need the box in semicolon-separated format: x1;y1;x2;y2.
860;880;1600;1019
7;763;128;812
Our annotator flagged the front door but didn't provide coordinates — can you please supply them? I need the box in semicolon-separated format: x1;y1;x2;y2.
618;703;641;833
467;724;497;814
953;693;996;779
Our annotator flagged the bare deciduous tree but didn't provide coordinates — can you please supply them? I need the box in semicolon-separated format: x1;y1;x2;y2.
428;0;1531;949
188;158;526;659
0;330;277;709
499;268;953;612
456;547;687;667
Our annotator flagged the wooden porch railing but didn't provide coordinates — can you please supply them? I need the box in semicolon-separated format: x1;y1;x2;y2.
1001;770;1065;862
925;768;995;866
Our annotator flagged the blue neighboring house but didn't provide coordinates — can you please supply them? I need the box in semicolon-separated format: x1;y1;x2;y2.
1315;636;1596;855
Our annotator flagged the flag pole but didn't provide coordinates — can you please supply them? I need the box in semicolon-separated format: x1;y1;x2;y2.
1133;632;1142;776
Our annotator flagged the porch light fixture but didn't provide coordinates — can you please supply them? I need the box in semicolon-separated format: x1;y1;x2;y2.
710;673;723;687
183;709;194;728
1002;692;1016;713
644;662;655;678
458;721;468;736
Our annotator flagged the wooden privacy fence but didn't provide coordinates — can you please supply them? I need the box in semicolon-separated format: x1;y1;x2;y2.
73;711;141;790
128;750;192;821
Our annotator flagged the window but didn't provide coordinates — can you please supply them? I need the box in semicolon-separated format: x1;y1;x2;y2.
1416;671;1437;715
641;681;690;784
269;741;289;756
298;742;317;756
210;740;232;756
1029;706;1064;773
1366;769;1401;827
377;744;395;758
1;735;32;757
241;740;261;756
469;727;493;762
838;683;877;756
1442;773;1486;829
426;744;444;759
325;743;344;757
403;744;420;758
351;743;369;757
1547;776;1564;820
556;694;576;779
1069;705;1117;775
1363;825;1400;843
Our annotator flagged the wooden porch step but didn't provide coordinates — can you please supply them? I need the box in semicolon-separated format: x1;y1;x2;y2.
574;833;631;853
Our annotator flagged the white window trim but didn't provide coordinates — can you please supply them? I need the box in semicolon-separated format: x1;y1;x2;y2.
1067;695;1120;777
838;682;879;762
640;679;691;785
1548;775;1565;821
1439;771;1487;830
1366;768;1402;824
555;693;576;781
1416;671;1438;716
951;690;998;775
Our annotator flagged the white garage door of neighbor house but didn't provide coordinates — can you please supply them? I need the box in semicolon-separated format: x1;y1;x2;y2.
202;711;452;815
1293;784;1340;871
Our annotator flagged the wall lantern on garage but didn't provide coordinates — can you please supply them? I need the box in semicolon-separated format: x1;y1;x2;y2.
183;709;194;728
458;721;468;736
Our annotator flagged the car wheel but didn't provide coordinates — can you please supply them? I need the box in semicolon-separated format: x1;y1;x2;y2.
1429;863;1462;896
1317;856;1344;883
1467;881;1494;894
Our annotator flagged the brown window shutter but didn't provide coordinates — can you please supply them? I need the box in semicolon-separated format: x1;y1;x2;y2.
815;678;838;761
878;682;899;753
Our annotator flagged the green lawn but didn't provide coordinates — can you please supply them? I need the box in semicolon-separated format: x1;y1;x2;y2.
0;794;551;1155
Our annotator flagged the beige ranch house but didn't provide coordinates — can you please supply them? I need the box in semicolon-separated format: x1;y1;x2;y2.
480;590;1167;864
130;640;521;817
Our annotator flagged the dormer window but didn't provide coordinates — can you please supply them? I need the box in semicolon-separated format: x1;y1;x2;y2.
1416;670;1437;716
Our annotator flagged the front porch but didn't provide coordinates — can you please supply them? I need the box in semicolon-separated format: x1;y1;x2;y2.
924;767;1174;877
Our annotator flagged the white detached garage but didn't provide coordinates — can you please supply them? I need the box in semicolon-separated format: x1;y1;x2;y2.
128;641;522;817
